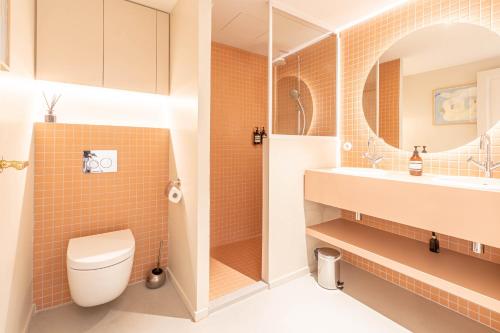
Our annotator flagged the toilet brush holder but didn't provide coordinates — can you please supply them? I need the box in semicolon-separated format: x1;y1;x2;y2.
146;267;166;289
146;240;166;289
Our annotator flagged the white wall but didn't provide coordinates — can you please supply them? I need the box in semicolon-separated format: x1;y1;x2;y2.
0;1;35;332
34;81;171;128
167;0;211;321
196;0;212;317
401;56;500;152
263;135;339;286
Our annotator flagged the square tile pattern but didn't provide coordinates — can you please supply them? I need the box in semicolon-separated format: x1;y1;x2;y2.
343;251;500;331
210;43;267;247
210;237;262;300
34;123;169;310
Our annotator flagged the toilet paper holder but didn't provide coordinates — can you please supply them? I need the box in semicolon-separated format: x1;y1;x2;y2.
166;178;181;194
166;178;183;204
168;178;181;188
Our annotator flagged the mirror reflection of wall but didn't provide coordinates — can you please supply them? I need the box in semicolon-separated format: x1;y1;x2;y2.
272;8;336;136
363;23;500;153
363;65;378;136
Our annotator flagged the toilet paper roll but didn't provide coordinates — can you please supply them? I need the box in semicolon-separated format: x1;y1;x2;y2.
168;186;183;204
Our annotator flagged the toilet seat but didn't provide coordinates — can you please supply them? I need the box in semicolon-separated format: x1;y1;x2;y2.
67;229;135;270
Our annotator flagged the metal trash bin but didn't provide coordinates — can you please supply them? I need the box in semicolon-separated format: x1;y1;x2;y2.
315;247;343;290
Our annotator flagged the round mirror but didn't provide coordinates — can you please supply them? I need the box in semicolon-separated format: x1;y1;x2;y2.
362;23;500;153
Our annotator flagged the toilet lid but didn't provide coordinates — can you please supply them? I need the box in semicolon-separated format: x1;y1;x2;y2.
67;229;135;270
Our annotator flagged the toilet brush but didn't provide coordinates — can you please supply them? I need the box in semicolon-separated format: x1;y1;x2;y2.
146;240;166;289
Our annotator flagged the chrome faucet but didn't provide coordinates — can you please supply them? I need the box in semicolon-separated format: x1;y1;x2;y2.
362;137;384;168
467;134;500;178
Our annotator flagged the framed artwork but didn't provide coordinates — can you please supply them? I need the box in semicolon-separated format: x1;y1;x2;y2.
0;0;9;71
433;83;477;125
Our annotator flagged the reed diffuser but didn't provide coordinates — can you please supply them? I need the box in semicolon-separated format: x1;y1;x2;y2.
43;92;61;123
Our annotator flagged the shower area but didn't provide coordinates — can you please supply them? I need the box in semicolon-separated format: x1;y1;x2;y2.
209;40;268;299
208;4;338;302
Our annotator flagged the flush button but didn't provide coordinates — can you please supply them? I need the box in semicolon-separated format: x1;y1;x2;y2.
83;150;117;173
100;158;113;169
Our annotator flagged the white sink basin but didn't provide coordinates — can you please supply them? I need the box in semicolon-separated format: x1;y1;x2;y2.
328;167;389;177
315;167;500;192
432;175;500;191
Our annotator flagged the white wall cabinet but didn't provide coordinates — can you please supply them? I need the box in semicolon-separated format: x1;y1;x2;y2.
156;11;170;95
36;0;104;86
36;0;170;95
104;0;156;93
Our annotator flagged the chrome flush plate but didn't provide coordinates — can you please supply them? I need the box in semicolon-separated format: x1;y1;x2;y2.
83;150;117;173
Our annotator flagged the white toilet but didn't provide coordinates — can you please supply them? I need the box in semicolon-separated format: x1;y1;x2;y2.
67;229;135;307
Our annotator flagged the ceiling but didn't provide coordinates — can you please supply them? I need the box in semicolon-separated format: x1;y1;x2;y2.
211;1;330;58
211;0;407;56
272;0;407;32
131;0;408;56
272;10;329;59
212;0;270;56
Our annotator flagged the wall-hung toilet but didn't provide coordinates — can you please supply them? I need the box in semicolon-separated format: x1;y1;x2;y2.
67;229;135;307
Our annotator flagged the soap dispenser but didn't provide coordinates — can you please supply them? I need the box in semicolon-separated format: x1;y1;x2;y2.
429;232;440;253
260;127;267;140
253;127;261;145
409;146;423;176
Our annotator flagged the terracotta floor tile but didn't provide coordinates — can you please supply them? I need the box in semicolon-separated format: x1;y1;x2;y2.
209;237;262;300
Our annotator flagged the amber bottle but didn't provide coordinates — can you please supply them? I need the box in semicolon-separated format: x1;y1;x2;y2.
409;146;423;176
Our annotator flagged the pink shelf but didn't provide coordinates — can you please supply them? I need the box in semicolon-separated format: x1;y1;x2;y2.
307;219;500;312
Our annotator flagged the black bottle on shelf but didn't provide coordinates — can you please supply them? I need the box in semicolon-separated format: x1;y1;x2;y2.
429;232;440;253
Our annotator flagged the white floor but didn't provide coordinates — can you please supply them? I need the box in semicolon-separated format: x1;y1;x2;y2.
29;274;407;333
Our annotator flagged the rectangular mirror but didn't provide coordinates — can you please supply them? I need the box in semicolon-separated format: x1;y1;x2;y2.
272;8;336;136
0;0;8;71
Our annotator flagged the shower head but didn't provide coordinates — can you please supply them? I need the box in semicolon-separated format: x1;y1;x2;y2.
289;89;300;100
289;88;307;136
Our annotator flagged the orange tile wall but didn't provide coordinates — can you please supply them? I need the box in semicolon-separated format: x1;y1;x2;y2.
379;59;400;148
210;43;267;247
343;251;500;331
274;35;337;136
340;1;500;329
34;123;169;310
341;211;500;331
